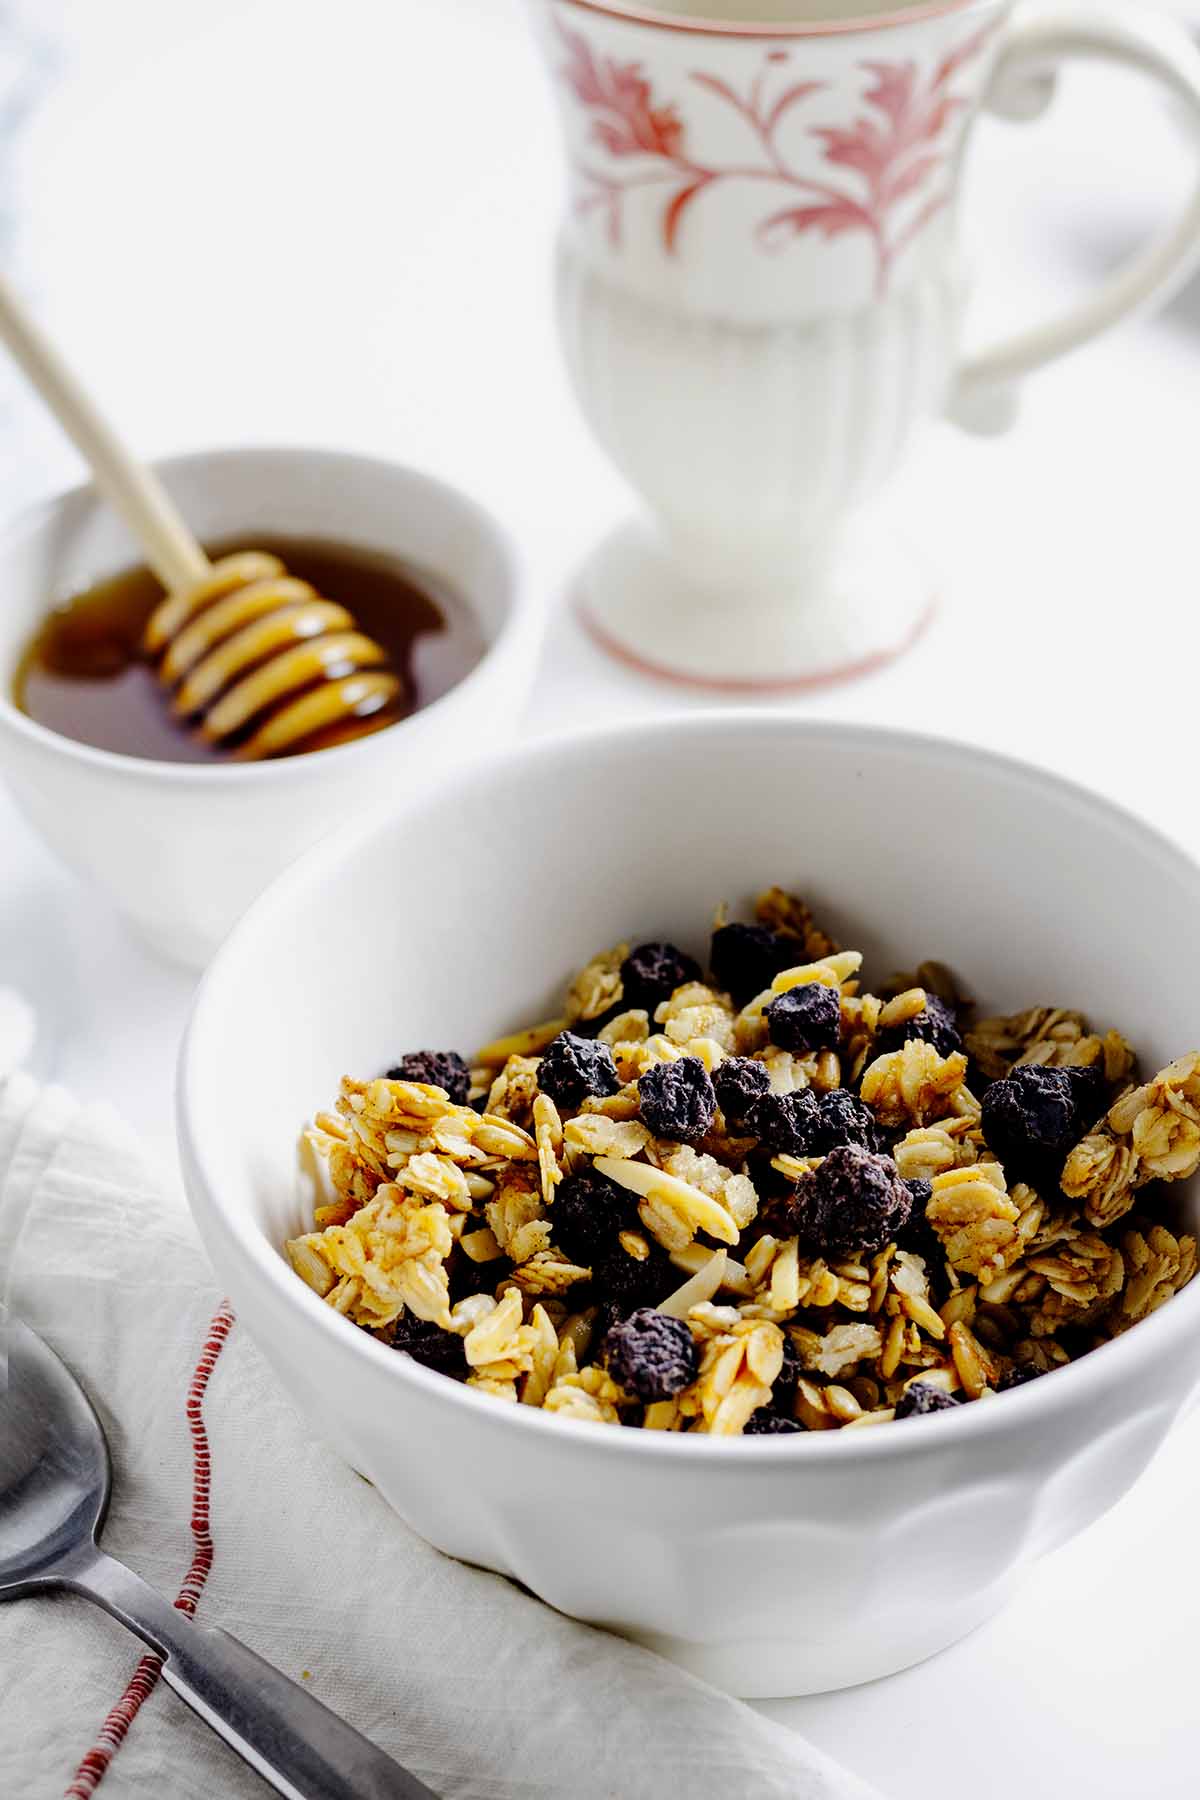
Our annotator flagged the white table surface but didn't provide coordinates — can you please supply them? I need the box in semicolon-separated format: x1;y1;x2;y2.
3;0;1200;1793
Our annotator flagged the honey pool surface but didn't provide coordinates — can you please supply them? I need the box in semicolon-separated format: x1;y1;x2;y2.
14;535;485;763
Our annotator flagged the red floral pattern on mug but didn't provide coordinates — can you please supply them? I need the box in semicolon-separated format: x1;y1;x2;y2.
558;19;997;295
559;24;686;158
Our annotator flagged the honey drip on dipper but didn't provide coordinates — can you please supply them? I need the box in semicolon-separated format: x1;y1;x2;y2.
0;276;408;761
144;550;403;760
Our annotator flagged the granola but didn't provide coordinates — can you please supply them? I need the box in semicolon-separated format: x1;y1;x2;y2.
286;887;1198;1434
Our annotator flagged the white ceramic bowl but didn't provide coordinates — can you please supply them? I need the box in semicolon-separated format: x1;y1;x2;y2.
0;447;535;967
179;716;1200;1697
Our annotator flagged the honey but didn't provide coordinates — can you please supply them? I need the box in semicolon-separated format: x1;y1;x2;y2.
13;535;485;763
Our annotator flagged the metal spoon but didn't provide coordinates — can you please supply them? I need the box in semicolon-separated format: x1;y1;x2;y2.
0;1305;436;1798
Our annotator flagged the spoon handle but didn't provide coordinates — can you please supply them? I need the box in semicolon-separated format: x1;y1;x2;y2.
60;1544;437;1799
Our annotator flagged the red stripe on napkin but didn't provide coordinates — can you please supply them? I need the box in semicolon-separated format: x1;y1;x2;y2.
64;1303;236;1798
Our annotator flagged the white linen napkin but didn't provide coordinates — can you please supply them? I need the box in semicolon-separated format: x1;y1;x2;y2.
0;1070;883;1800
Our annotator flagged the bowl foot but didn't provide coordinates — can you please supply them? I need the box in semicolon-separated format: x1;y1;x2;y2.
575;519;936;693
628;1580;1014;1698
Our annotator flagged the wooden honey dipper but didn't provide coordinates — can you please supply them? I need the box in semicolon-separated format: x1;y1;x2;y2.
0;277;403;759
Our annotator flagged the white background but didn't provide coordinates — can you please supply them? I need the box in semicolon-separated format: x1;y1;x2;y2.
2;0;1199;1793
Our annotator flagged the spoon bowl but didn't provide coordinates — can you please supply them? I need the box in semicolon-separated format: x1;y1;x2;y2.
0;1305;110;1595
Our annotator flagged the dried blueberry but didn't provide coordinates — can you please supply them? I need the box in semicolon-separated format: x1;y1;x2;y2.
744;1410;805;1435
980;1064;1091;1184
1066;1062;1108;1128
593;1241;673;1322
449;1252;512;1302
771;1332;802;1414
787;1145;913;1257
877;993;963;1060
766;982;842;1054
749;1087;822;1157
710;923;797;1008
552;1168;631;1265
895;1382;961;1419
637;1056;716;1142
604;1307;700;1403
999;1361;1044;1392
896;1179;943;1268
385;1050;471;1105
537;1031;621;1110
814;1088;881;1154
391;1313;468;1378
713;1056;772;1131
620;941;701;1014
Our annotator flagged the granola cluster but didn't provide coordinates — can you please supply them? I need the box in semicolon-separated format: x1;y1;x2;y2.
286;888;1198;1434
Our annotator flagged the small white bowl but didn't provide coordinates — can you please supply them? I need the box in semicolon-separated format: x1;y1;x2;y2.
179;716;1200;1697
0;446;535;967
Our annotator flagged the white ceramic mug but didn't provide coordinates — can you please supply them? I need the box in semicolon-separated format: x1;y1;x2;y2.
531;0;1200;688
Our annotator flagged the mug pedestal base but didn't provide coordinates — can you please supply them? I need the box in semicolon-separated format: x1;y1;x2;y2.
575;519;936;693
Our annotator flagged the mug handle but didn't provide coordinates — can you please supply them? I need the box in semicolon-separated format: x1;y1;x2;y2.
949;2;1200;434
